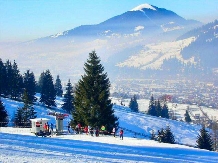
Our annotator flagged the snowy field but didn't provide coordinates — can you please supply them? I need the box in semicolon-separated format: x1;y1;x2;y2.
1;96;218;162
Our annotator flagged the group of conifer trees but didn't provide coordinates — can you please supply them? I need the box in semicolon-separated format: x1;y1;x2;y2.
0;58;73;127
147;95;169;119
0;51;118;131
0;52;215;151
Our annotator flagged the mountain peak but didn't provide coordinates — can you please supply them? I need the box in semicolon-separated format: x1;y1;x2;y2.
130;3;156;12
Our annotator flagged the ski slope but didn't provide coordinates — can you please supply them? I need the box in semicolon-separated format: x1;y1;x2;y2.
0;96;218;162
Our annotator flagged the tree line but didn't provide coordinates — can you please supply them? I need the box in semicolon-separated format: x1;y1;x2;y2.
0;52;215;151
0;52;118;132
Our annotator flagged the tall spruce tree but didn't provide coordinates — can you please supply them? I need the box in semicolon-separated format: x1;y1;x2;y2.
184;110;192;123
55;75;63;97
14;90;37;127
39;70;56;108
129;95;139;112
0;98;8;127
196;126;213;151
155;100;162;117
0;59;6;96
62;79;74;113
161;103;169;119
73;51;118;131
163;126;175;144
11;60;23;100
4;60;13;97
147;95;157;116
23;70;37;104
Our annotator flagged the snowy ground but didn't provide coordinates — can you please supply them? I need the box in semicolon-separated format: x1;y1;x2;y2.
1;96;218;162
1;128;218;163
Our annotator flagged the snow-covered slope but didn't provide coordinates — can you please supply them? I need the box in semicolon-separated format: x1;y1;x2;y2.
116;37;196;69
1;96;218;162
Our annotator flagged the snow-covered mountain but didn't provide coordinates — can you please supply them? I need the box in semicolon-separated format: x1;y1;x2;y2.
0;3;203;82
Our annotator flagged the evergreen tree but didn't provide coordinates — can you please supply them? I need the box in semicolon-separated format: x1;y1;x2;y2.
0;59;6;96
155;100;162;117
55;75;63;97
62;79;74;113
161;103;169;119
4;60;13;97
147;95;157;116
14;90;37;127
39;70;56;108
36;71;45;93
23;70;37;104
0;98;8;127
10;60;23;100
14;107;24;127
73;51;118;131
157;126;175;144
129;95;139;112
196;126;213;151
163;126;175;144
184;110;192;123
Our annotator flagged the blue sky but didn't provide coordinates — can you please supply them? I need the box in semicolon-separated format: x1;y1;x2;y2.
0;0;217;42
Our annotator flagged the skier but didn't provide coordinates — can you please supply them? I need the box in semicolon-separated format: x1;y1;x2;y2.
43;123;47;132
75;124;79;134
119;128;124;140
101;125;106;135
90;127;94;136
67;122;71;133
77;123;81;134
95;127;99;137
84;126;88;135
112;127;116;137
50;123;54;131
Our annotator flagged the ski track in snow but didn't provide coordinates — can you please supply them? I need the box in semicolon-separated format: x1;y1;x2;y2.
1;132;218;163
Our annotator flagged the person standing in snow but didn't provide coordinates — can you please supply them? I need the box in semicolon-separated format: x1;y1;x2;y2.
50;123;54;131
67;122;71;133
43;123;47;132
84;126;88;135
112;127;116;137
119;129;124;140
95;126;99;137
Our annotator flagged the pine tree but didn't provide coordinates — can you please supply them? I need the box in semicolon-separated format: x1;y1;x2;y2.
55;75;63;97
147;95;157;116
73;51;118;131
155;100;162;117
4;60;13;97
39;70;56;108
163;126;175;144
129;95;139;112
14;90;37;127
10;60;23;100
161;103;169;119
0;59;6;96
62;79;74;113
14;107;24;127
0;98;8;127
196;126;213;151
184;110;192;123
23;70;37;104
36;72;45;93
